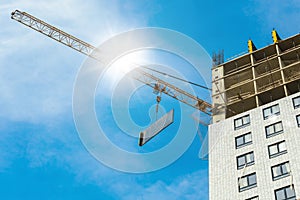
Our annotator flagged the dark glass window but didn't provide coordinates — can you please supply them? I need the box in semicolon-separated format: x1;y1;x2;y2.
234;115;250;130
235;132;252;148
272;162;290;181
237;152;255;169
275;185;296;200
266;121;283;138
263;104;280;119
238;173;257;192
268;141;287;158
292;96;300;109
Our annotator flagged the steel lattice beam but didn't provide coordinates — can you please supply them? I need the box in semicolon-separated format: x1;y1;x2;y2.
11;10;102;59
132;69;212;115
11;9;212;115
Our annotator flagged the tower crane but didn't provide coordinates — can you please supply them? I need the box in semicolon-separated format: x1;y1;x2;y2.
11;10;212;116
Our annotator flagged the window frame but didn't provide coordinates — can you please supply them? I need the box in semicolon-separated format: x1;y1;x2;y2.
235;132;252;149
275;185;296;200
263;104;280;120
237;151;255;170
268;140;287;158
234;115;250;130
238;173;257;192
292;96;300;109
265;121;284;138
246;196;259;200
296;115;300;127
271;161;290;181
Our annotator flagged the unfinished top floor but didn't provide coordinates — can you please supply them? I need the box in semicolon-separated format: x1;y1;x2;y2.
212;32;300;123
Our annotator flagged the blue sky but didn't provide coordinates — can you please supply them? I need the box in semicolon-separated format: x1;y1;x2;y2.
0;0;299;199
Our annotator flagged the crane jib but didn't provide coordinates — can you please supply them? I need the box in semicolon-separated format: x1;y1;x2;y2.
11;9;212;115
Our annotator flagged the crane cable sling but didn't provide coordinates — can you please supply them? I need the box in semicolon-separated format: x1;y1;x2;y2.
141;66;212;91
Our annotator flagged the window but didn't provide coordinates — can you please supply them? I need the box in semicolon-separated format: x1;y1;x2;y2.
237;152;255;169
234;115;250;130
268;141;287;158
296;115;300;127
263;104;280;119
292;96;300;109
238;173;257;192
236;132;252;148
246;196;259;200
266;121;283;138
272;162;290;181
275;185;296;200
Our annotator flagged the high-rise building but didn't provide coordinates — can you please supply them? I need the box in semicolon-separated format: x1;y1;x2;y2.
209;31;300;200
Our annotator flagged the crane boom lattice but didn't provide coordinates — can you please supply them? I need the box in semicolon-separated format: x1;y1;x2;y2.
132;69;211;115
11;10;101;59
11;9;212;115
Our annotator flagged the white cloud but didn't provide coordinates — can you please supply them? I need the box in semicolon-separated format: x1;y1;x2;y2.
245;0;300;36
0;2;209;199
110;169;208;200
0;0;175;186
0;116;208;199
0;0;153;124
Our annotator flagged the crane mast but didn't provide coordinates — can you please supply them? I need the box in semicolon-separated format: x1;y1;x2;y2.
11;10;212;115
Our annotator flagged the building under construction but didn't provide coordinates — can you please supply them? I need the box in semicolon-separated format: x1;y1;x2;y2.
209;31;300;199
10;9;300;199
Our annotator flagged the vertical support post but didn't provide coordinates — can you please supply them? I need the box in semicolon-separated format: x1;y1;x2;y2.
273;29;288;96
250;53;259;107
248;39;259;107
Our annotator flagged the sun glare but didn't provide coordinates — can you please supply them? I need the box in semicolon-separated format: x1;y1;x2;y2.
102;51;149;88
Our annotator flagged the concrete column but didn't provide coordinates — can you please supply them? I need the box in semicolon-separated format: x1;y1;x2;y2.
276;43;288;96
250;54;259;107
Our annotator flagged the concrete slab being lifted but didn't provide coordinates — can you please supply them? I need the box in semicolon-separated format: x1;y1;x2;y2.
138;109;174;146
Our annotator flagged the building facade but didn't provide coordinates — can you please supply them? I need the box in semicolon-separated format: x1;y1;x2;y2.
209;32;300;200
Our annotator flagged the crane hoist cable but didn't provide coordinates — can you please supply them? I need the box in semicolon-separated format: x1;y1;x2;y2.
141;66;212;91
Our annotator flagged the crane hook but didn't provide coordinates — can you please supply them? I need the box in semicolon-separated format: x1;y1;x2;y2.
155;95;162;120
